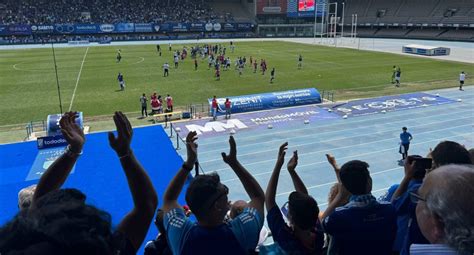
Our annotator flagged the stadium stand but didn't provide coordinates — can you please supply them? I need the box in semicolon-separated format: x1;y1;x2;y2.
342;0;474;41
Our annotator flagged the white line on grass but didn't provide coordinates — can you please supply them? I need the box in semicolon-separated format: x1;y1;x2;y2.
69;47;89;111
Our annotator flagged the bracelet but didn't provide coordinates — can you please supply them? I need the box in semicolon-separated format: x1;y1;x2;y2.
64;145;83;157
119;151;132;159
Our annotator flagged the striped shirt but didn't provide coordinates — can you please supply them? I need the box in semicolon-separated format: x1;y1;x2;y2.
410;244;466;254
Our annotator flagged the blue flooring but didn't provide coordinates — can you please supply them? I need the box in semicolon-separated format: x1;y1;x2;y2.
174;87;474;211
0;124;186;254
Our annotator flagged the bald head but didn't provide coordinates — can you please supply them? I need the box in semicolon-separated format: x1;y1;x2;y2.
416;164;474;253
229;200;248;219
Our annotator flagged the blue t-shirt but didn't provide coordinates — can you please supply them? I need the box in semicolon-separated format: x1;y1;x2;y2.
400;132;412;145
392;181;429;255
267;206;324;255
164;207;263;255
323;195;397;255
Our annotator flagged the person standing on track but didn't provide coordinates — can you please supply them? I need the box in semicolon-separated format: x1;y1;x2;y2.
399;127;413;162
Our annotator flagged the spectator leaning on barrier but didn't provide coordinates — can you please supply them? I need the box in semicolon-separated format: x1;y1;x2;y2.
0;111;158;254
162;134;265;255
265;143;324;255
322;160;397;255
411;164;474;254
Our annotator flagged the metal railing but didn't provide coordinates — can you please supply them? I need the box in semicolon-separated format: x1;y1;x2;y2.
169;123;206;175
25;120;46;140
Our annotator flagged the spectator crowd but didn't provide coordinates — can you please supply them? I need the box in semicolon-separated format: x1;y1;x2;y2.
0;0;231;25
0;111;473;255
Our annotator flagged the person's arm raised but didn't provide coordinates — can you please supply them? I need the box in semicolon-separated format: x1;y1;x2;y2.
109;112;158;252
222;136;265;217
321;183;351;220
325;154;341;183
33;112;84;203
162;131;198;213
266;143;287;211
287;150;308;195
391;159;416;202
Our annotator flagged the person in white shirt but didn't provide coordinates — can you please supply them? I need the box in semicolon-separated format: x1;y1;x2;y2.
459;71;466;91
163;63;170;77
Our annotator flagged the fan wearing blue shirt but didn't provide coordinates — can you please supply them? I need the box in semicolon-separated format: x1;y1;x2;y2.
265;143;324;255
400;127;413;161
322;160;397;255
161;133;265;255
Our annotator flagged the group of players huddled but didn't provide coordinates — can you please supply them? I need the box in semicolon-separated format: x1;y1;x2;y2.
115;41;306;91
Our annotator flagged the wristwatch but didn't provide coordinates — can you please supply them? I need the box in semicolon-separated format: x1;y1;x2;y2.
64;145;83;158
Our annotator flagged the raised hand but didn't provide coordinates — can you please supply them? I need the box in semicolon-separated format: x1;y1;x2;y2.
276;142;288;167
221;135;237;164
287;150;298;172
325;154;337;167
108;111;133;156
60;111;85;153
404;157;417;179
184;131;198;170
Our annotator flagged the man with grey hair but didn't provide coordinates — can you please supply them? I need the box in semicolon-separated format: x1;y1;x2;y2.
18;184;36;210
411;164;474;254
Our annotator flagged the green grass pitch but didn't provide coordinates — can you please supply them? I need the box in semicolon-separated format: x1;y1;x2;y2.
0;41;472;126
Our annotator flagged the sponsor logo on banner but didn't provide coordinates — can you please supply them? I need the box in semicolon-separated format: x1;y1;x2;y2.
100;24;115;32
333;93;455;117
263;6;282;13
8;25;32;35
135;23;153;32
31;25;54;31
75;24;98;34
205;23;213;31
115;23;134;32
55;24;75;34
27;148;75;181
171;23;189;32
154;25;161;32
190;23;204;31
37;135;68;149
213;23;222;31
186;119;248;135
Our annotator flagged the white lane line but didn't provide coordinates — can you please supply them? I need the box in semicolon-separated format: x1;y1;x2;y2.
197;112;473;157
196;100;473;147
200;118;473;165
220;132;471;183
69;47;89;111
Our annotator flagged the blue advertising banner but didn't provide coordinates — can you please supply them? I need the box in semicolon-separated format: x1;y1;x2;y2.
189;23;205;32
174;104;339;138
0;25;7;35
31;25;54;34
47;112;83;137
209;88;322;115
27;147;75;181
37;135;68;149
332;93;456;117
74;24;99;34
7;24;32;35
99;23;115;33
1;22;253;35
115;23;135;33
55;24;76;34
134;23;153;32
